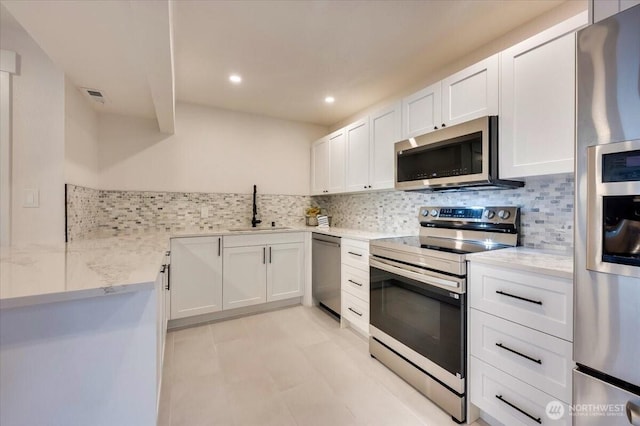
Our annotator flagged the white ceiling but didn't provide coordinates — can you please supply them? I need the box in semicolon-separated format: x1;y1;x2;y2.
2;0;567;128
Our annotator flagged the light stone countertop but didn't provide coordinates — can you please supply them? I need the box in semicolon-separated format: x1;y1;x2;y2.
170;225;408;241
466;247;574;280
0;234;169;309
0;226;406;309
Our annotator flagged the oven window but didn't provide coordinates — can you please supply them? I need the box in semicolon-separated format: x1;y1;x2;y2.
396;131;483;182
603;195;640;267
370;267;464;377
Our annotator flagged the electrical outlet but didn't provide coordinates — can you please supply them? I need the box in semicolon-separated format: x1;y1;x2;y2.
200;206;209;219
23;189;39;208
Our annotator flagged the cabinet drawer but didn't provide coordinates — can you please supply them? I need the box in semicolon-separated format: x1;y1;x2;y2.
341;291;369;335
470;357;570;426
342;264;369;301
469;263;573;340
223;232;304;248
470;309;573;403
341;240;369;271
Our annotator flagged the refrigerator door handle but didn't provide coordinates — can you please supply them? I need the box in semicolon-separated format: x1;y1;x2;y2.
627;400;640;426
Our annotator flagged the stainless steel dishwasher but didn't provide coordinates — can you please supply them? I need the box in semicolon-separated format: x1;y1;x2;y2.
312;233;341;317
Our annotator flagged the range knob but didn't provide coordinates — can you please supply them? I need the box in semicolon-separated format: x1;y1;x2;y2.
421;209;429;217
498;210;510;220
431;209;439;217
484;210;495;219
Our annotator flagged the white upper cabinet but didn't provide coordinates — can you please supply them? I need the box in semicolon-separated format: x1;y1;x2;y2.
401;82;442;139
370;102;401;190
328;128;346;193
441;54;499;128
311;136;328;195
345;118;371;192
400;55;498;139
500;12;587;179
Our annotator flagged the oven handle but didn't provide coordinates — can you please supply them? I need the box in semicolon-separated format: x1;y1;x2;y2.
370;257;462;293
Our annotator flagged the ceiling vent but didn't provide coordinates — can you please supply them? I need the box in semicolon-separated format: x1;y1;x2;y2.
81;87;107;104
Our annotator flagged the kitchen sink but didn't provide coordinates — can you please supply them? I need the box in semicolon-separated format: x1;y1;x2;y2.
227;226;292;232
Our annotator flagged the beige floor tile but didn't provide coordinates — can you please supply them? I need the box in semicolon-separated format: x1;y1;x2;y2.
172;334;220;379
261;342;319;391
160;306;470;426
280;378;359;426
225;376;296;426
210;316;248;344
170;373;233;426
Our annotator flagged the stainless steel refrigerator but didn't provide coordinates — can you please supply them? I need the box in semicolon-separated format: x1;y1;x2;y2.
575;4;640;425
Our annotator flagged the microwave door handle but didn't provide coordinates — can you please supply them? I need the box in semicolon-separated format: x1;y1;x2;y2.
370;258;461;292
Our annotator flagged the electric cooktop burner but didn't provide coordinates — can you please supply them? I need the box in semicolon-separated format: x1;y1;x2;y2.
371;206;521;261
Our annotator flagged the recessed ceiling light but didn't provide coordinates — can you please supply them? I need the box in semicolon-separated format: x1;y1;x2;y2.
325;96;335;104
229;74;242;84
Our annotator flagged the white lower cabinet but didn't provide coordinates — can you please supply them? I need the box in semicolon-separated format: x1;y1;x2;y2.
469;261;574;425
266;242;305;302
223;245;267;310
470;357;571;426
223;233;305;310
169;236;223;319
340;238;370;336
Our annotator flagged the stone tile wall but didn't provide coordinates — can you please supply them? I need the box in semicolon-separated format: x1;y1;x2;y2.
312;174;574;251
67;173;574;251
66;185;312;240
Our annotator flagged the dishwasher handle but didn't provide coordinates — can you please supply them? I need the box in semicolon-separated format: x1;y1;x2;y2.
312;237;341;248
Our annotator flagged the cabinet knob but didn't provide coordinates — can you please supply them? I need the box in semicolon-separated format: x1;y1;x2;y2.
368;185;372;188
442;123;446;127
364;185;367;189
433;126;438;130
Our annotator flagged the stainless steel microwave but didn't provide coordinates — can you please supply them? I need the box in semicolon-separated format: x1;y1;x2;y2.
394;116;523;191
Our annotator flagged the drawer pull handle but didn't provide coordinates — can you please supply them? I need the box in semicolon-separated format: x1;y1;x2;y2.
495;394;541;424
348;251;363;257
348;307;363;317
496;290;543;305
348;279;363;287
496;343;542;364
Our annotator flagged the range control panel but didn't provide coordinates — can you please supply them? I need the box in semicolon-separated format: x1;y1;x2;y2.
418;206;519;224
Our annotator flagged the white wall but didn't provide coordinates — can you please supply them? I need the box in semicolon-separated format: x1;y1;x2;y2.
0;13;66;245
98;102;327;195
65;78;99;188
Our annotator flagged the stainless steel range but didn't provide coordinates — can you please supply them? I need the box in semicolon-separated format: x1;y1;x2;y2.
369;206;520;424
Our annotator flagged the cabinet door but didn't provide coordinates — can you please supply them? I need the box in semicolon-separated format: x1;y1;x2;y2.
500;13;586;179
170;236;223;319
370;102;401;190
345;118;371;192
401;82;442;138
328;129;346;193
311;137;328;194
441;54;499;127
223;245;267;310
266;242;304;302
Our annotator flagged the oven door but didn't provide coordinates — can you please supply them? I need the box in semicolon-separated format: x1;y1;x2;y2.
369;257;465;394
587;139;640;277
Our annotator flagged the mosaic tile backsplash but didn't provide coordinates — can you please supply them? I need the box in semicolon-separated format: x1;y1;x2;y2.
67;173;574;250
66;185;312;240
313;174;575;251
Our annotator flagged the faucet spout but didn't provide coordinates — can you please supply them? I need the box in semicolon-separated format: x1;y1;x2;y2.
251;185;261;227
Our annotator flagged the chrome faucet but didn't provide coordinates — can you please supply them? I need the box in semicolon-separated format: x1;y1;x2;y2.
251;185;261;227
